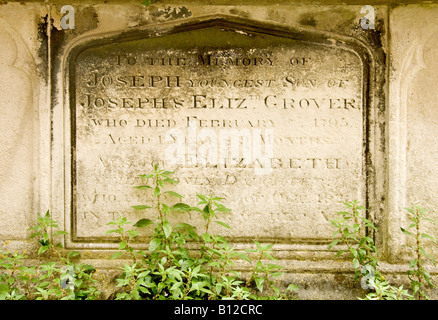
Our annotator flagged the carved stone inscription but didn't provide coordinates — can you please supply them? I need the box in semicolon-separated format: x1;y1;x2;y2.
71;26;365;243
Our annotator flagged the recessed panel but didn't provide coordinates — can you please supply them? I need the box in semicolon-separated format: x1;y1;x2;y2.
70;25;366;244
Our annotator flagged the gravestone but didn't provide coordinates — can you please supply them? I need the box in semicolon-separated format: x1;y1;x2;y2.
6;0;437;300
68;19;369;248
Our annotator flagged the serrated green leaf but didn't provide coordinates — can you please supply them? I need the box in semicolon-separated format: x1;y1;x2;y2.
359;236;373;247
215;204;231;213
131;205;152;210
67;251;80;259
161;203;170;215
215;283;223;295
175;223;198;240
214;221;231;229
110;252;122;259
134;185;152;190
329;219;339;227
138;174;153;179
429;254;436;266
349;247;358;258
267;263;283;269
421;233;436;243
409;259;418;268
201;233;211;243
133;218;154;228
200;287;213;295
254;241;262;251
154;187;160;197
171;203;191;212
54;231;69;236
38;281;50;289
287;283;299;291
0;282;9;298
149;238;161;252
234;252;251;263
165;191;183;199
29;232;42;239
128;230;140;239
189;207;204;213
264;252;278;261
255;277;264;293
164;178;178;184
196;193;207;201
328;239;340;249
38;246;49;255
335;249;346;257
163;220;172;239
400;227;412;236
353;258;360;269
174;222;195;230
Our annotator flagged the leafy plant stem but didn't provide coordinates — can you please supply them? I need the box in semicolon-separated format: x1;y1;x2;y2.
245;251;263;287
415;209;423;300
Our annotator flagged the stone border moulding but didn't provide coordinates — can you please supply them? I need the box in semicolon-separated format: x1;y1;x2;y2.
57;14;380;264
386;16;438;263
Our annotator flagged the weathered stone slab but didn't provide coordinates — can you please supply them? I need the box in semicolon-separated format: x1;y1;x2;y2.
69;21;367;245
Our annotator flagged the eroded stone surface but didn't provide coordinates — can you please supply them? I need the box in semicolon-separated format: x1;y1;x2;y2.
0;6;40;239
71;24;366;244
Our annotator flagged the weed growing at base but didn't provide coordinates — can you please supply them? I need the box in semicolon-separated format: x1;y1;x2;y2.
329;201;437;300
1;170;436;300
0;211;100;300
107;165;297;300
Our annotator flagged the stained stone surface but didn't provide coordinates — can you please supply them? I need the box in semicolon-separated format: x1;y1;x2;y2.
0;5;39;240
71;24;366;244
